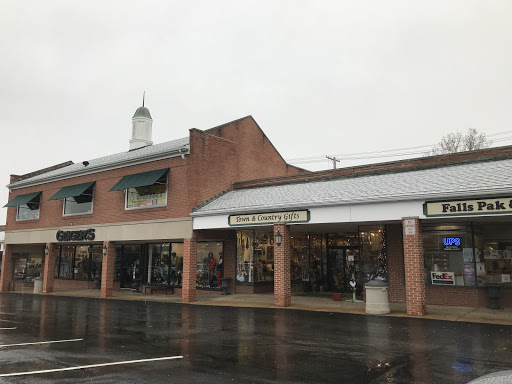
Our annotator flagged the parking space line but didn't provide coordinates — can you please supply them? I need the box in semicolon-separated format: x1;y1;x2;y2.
0;338;83;348
0;327;17;330
0;356;184;377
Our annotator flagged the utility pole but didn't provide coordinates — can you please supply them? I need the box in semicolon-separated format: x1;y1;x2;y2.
326;155;340;169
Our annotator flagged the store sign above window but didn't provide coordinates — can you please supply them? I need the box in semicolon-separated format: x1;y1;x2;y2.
424;197;512;217
228;210;310;226
56;228;96;242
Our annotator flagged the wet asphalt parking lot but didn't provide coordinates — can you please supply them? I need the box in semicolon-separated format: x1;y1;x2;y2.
0;293;510;383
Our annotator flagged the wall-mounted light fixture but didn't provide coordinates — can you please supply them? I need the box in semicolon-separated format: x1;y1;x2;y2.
275;231;282;247
44;245;49;256
102;244;107;256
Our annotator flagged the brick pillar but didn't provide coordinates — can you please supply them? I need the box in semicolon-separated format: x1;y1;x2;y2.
101;242;115;298
223;237;236;294
0;244;13;292
182;233;198;303
274;224;291;307
43;243;57;293
402;217;426;316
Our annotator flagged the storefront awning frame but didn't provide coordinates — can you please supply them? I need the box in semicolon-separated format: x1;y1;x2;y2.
109;168;169;192
3;191;41;208
49;181;95;200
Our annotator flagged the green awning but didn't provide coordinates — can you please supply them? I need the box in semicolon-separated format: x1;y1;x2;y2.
49;181;95;200
3;191;41;208
109;168;169;192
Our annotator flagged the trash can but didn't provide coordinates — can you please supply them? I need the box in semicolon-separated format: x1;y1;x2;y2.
33;277;43;294
485;283;503;310
364;280;390;314
220;278;231;295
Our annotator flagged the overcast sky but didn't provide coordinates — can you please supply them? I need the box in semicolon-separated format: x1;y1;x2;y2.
1;0;512;224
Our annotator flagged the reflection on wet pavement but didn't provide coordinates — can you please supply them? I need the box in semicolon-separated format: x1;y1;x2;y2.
0;293;510;383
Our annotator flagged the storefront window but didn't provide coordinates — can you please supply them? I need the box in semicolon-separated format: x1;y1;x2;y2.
64;184;94;216
423;224;475;287
309;234;325;290
236;230;274;283
54;245;102;280
16;194;40;221
197;242;223;288
291;234;307;281
57;246;75;279
126;173;167;210
146;243;171;285
12;255;42;282
114;245;123;281
473;224;512;287
74;246;90;280
171;243;184;287
359;226;387;283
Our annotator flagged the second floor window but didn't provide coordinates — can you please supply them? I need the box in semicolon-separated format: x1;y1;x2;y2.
64;183;94;216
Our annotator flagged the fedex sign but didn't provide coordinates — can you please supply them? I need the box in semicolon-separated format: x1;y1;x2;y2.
431;272;455;285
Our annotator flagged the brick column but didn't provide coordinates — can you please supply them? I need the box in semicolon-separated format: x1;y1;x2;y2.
274;224;291;307
0;244;13;292
101;241;115;298
182;233;198;303
223;238;236;294
43;243;57;293
402;217;426;316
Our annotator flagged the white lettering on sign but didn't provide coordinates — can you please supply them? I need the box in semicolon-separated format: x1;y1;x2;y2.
228;210;310;226
404;219;416;235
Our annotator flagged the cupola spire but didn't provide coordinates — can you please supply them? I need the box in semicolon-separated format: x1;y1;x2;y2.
129;93;153;150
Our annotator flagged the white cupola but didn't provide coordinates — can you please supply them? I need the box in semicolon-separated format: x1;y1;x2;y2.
129;98;153;150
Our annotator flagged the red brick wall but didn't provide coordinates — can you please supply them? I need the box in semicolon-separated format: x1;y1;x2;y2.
182;236;197;302
54;279;97;290
387;224;406;303
233;144;512;189
6;116;303;233
101;242;115;297
0;244;12;292
403;218;427;316
274;224;291;307
42;243;57;293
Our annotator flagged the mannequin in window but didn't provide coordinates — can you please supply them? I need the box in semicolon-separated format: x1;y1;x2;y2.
208;252;217;287
217;252;224;287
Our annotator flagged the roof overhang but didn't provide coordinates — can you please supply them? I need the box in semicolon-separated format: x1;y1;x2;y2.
7;145;189;191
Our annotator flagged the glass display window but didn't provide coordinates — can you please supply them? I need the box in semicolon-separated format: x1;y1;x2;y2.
196;242;223;288
359;226;387;283
290;234;307;281
57;246;75;279
16;194;41;221
125;173;167;210
170;243;184;287
473;224;512;287
236;230;274;283
146;243;171;285
423;224;475;287
74;246;90;280
63;184;94;216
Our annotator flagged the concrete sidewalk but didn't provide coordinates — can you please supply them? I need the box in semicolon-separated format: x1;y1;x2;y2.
10;288;512;326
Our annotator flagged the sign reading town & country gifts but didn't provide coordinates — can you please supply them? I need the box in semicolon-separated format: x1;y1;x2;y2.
228;210;310;226
424;197;512;217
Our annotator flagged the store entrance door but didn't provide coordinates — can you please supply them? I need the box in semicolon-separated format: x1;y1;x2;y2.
120;245;143;290
326;247;360;292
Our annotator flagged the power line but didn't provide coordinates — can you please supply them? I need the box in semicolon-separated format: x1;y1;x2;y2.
286;132;512;165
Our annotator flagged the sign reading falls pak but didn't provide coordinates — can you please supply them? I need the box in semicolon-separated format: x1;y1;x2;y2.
424;197;512;217
228;210;310;226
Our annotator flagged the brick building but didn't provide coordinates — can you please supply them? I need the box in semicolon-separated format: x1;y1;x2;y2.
1;106;303;298
3;105;512;316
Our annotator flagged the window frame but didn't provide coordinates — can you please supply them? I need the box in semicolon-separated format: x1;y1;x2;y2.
15;194;41;222
62;185;95;217
124;173;168;211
